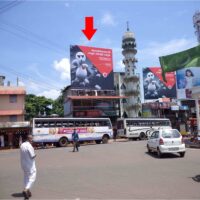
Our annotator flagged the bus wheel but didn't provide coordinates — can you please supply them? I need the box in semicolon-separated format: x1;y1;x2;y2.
58;137;68;147
102;135;109;144
139;132;146;140
95;140;101;144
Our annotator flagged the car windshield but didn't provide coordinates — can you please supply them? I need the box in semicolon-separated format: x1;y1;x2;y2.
161;129;181;138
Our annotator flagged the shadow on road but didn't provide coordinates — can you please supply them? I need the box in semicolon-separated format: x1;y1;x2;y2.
145;152;180;159
12;193;23;198
192;175;200;182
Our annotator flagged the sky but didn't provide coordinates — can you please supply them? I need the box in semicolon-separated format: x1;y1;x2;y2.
0;0;199;100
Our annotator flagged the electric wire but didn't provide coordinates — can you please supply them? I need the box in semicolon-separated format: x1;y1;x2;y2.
0;64;62;91
0;0;25;15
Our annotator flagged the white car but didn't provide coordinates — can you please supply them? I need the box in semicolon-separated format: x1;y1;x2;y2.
147;129;186;158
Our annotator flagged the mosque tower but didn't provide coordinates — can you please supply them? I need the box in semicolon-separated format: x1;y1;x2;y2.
122;22;141;117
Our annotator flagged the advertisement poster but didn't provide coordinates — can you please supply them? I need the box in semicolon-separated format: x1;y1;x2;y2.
176;67;200;99
70;45;114;90
143;67;176;100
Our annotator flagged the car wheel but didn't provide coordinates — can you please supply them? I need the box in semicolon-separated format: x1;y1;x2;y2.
179;152;185;158
147;144;151;153
157;148;162;158
139;132;146;140
58;137;69;147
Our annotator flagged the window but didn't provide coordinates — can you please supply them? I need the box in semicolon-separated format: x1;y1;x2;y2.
49;121;55;127
9;115;17;122
150;131;159;139
9;95;17;103
162;130;180;138
56;121;63;127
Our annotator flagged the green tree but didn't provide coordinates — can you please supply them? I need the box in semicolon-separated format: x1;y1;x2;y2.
25;94;54;120
25;87;68;120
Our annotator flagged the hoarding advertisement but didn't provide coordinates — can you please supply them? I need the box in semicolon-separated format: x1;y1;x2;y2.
143;67;176;100
70;45;114;90
176;67;200;99
159;45;200;81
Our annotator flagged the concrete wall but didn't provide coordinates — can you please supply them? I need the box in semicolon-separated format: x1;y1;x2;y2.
0;115;24;122
0;95;25;110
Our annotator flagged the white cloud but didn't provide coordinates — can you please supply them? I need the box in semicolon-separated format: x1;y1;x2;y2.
37;89;60;100
54;58;71;80
29;81;40;92
18;80;25;86
64;2;69;7
115;60;125;72
138;38;197;64
101;13;116;26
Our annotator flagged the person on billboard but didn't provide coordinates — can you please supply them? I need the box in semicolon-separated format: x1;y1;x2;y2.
185;69;194;89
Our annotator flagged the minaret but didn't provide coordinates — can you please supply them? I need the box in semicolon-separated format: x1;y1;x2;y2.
193;11;200;44
122;22;141;117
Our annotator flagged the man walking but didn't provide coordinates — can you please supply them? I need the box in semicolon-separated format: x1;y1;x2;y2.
20;134;36;199
72;128;79;152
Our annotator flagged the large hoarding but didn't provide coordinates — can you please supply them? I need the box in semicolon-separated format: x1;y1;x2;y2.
143;67;176;100
70;45;114;90
176;67;200;99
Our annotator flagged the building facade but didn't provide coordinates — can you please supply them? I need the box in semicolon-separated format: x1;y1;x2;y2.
63;86;127;126
0;85;26;122
0;76;28;148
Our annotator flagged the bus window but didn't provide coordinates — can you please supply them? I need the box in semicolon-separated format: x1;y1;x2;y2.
35;121;42;128
62;121;68;127
56;121;62;127
68;121;74;127
95;121;100;126
49;121;55;127
43;122;49;128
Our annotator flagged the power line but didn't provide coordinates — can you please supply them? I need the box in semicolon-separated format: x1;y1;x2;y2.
0;64;62;91
0;0;25;15
1;19;66;53
0;26;65;55
0;1;18;10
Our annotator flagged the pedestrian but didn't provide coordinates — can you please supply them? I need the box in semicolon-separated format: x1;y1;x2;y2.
20;134;37;200
72;128;79;152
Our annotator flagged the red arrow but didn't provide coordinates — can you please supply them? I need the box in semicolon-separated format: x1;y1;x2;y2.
82;17;97;40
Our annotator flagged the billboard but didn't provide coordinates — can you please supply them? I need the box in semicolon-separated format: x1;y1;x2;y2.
70;45;114;90
176;67;200;99
143;67;176;100
159;45;200;81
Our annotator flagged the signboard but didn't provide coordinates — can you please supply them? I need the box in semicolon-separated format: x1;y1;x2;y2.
176;67;200;99
143;67;176;100
70;45;114;90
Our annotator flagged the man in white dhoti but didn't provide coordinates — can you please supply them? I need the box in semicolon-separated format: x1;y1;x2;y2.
20;134;36;199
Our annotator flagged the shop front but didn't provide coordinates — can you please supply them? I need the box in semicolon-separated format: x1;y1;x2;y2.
0;122;30;149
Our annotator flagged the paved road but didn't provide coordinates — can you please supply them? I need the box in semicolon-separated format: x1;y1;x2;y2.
0;140;200;199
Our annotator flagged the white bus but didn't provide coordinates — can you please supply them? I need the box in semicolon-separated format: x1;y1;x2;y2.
31;118;113;147
117;118;171;140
